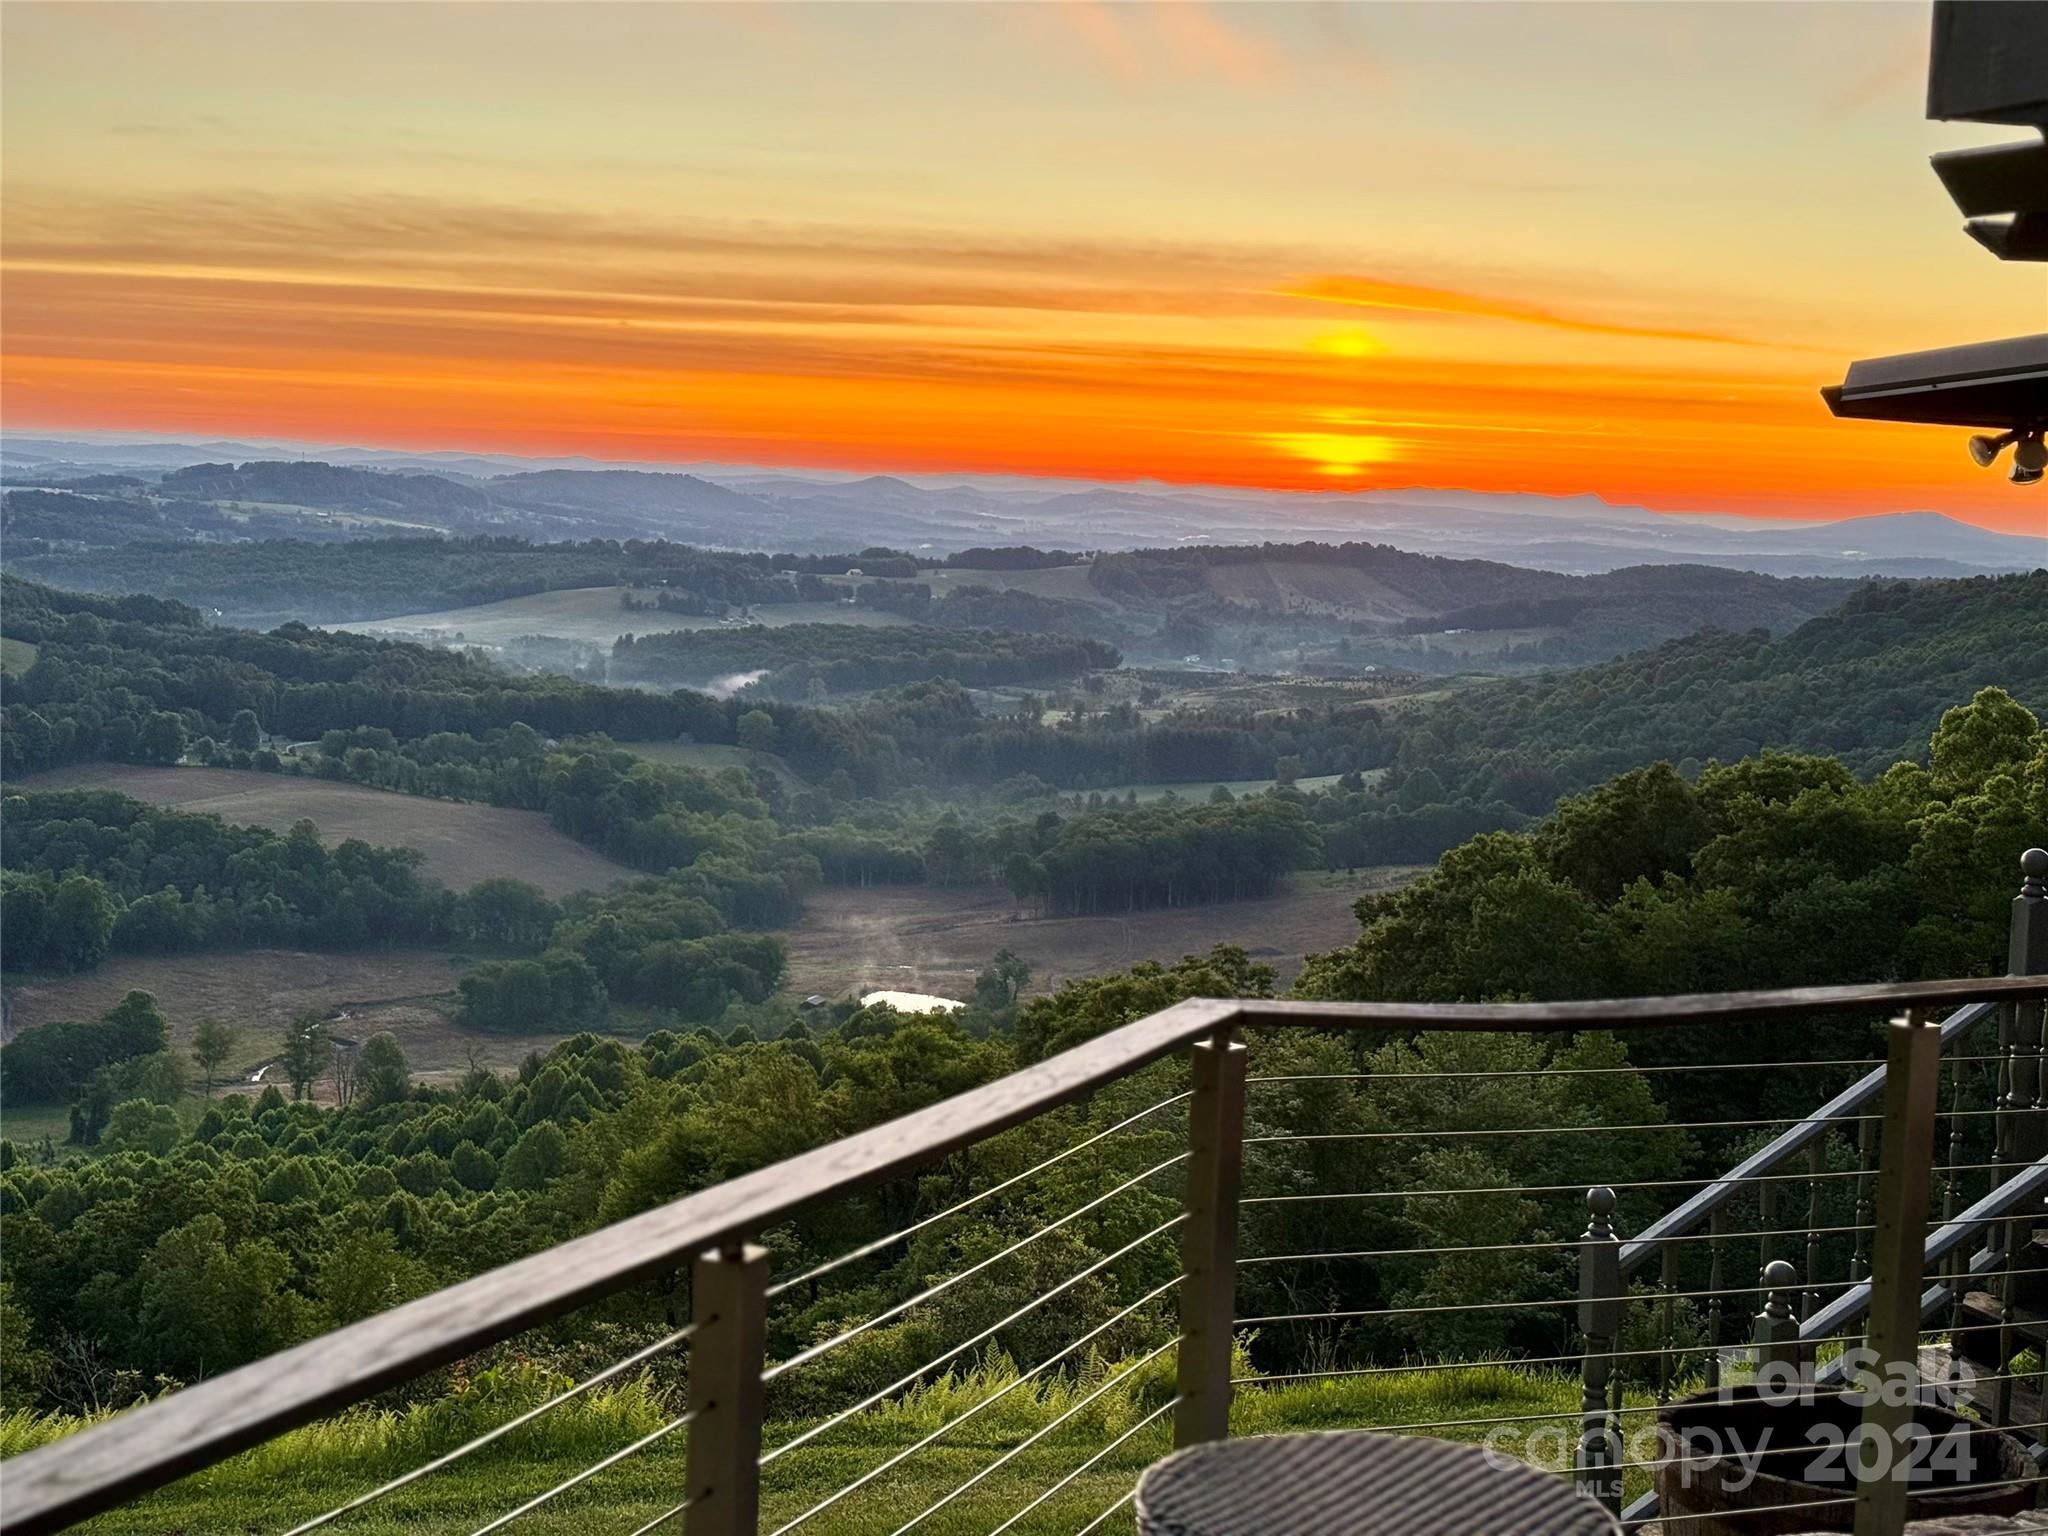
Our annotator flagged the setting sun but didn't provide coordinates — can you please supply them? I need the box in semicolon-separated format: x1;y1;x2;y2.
1308;329;1386;360
1265;430;1402;477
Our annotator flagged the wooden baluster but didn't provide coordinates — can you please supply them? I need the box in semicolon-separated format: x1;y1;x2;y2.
1941;1047;1971;1382
1852;1116;1877;1284
1575;1187;1622;1516
1658;1245;1676;1405
1752;1259;1800;1373
1804;1139;1825;1321
1994;983;2021;1210
1942;1051;1966;1228
1757;1168;1780;1306
1705;1206;1726;1390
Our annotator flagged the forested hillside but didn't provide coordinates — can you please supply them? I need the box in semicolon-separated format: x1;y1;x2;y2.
1375;571;2048;814
2;692;2037;1428
11;524;1867;671
2;537;808;627
5;572;2040;883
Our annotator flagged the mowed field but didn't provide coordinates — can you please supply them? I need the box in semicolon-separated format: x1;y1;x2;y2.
616;740;804;784
778;870;1418;1003
0;948;589;1093
836;564;1107;603
340;586;909;648
17;765;633;898
3;947;465;1055
0;637;38;677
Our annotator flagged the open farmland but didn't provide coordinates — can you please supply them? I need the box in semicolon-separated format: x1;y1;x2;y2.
614;739;805;783
0;948;594;1095
16;765;633;898
2;948;468;1056
778;869;1419;1003
835;563;1107;603
1096;771;1351;802
339;585;909;648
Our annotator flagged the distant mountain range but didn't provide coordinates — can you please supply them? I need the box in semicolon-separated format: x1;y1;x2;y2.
3;432;2039;578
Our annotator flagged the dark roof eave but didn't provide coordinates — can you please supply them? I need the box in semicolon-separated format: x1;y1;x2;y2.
1823;333;2048;430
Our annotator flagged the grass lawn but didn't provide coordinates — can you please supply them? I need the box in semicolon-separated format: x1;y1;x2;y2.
0;1100;75;1147
1;636;39;677
618;740;806;785
14;765;633;898
340;588;909;650
1097;773;1347;803
13;1359;1659;1536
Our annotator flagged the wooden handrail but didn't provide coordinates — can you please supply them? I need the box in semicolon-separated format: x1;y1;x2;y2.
1238;975;2048;1031
10;976;2048;1534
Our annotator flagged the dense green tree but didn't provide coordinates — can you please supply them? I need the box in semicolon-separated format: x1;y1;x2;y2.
139;711;188;765
135;1215;305;1379
353;1033;411;1108
45;876;115;972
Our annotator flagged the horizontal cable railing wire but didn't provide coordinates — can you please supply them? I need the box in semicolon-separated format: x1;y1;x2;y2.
1241;1222;1891;1267
1240;1161;2007;1205
1247;1114;1882;1144
1074;1486;1141;1536
762;1089;1190;1301
279;1323;698;1536
758;1218;1184;1462
884;1336;1185;1536
1245;1051;2017;1085
467;1409;697;1536
763;1276;1185;1536
761;1158;1186;1382
983;1395;1182;1536
1242;1277;1870;1327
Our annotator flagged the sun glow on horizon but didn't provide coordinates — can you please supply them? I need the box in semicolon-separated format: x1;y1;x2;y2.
2;2;2043;535
1266;431;1403;478
1308;329;1386;360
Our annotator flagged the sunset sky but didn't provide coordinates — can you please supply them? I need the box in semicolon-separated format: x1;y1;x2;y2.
4;2;2045;535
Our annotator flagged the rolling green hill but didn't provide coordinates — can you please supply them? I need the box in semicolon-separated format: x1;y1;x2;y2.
1378;570;2048;812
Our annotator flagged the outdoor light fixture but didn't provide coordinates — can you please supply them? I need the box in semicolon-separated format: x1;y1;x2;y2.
2013;433;2047;484
1967;430;2017;466
1958;425;2044;480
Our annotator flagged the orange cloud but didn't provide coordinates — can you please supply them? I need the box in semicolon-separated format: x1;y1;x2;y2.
1277;274;1779;348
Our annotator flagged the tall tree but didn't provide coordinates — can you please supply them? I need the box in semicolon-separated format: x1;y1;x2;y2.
280;1015;333;1102
192;1018;237;1098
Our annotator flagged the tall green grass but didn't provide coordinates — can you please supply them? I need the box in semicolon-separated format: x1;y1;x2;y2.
8;1352;1679;1536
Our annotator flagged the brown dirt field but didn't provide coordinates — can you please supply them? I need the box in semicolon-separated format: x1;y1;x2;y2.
0;948;586;1099
16;765;633;898
3;947;469;1051
778;872;1419;1004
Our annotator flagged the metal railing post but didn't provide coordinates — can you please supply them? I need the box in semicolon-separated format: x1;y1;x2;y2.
686;1243;771;1536
1853;1010;1941;1536
1574;1186;1622;1515
1174;1031;1246;1449
1751;1260;1802;1372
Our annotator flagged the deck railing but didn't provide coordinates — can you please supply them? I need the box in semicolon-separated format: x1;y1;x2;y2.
7;852;2046;1536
